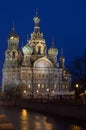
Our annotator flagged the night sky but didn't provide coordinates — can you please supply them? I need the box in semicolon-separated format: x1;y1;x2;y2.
0;0;86;85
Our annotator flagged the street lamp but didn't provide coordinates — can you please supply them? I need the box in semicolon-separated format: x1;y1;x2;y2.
23;90;27;98
75;84;79;100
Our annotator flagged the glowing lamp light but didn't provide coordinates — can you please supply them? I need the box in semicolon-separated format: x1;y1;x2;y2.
76;84;79;88
36;90;39;93
24;90;26;94
46;88;49;92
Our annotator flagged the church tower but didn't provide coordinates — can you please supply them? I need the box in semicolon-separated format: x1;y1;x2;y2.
4;25;22;68
2;25;22;92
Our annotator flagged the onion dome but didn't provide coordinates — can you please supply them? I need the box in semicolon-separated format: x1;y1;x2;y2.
22;44;33;55
8;25;19;40
48;38;58;56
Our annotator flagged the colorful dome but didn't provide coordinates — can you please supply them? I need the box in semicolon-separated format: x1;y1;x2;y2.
48;47;58;56
22;44;33;55
48;38;58;56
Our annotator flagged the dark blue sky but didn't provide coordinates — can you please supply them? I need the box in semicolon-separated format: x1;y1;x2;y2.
0;0;86;85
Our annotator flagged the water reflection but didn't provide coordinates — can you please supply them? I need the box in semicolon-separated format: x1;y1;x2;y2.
0;107;85;130
20;110;54;130
20;109;29;130
42;116;53;130
19;109;85;130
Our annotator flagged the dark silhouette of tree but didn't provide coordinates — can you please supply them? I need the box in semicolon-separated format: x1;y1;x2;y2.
67;49;86;90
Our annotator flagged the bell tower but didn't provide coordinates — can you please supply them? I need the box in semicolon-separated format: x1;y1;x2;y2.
2;25;22;92
8;24;19;50
4;25;22;66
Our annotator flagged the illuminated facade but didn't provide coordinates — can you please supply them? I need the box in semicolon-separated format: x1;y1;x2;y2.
2;11;71;97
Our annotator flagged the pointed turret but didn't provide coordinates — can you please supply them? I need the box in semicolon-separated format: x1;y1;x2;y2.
60;48;65;69
8;24;19;50
33;8;40;33
48;37;58;64
8;24;19;40
48;37;58;56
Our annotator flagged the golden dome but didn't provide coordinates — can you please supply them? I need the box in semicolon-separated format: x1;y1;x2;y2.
8;26;19;40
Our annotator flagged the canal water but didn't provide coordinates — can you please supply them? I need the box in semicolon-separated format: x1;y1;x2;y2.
0;106;86;130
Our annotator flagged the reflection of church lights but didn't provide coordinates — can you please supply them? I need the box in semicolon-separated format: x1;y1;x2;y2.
21;109;27;117
20;109;28;130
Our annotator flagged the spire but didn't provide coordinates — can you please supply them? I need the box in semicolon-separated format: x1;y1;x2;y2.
48;37;58;56
60;48;65;69
36;8;38;17
12;21;15;32
26;34;29;42
61;48;64;56
51;36;55;48
8;22;19;40
33;9;40;32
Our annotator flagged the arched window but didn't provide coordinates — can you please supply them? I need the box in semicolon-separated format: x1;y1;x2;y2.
38;46;41;54
12;51;15;59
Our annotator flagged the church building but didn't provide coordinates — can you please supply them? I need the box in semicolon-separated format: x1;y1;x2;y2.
2;11;71;98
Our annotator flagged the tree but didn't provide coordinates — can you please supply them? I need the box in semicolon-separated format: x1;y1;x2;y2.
67;49;86;90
